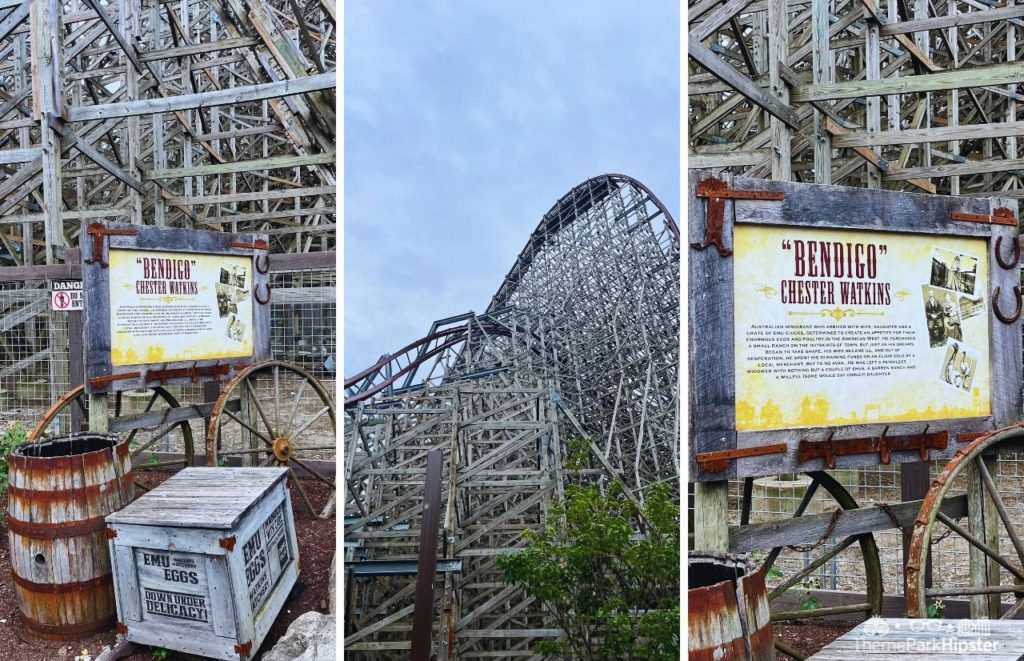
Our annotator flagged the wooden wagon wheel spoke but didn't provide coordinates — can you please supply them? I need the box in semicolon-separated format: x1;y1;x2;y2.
207;360;335;518
244;378;277;439
289;405;331;443
289;454;336;488
768;535;859;601
289;466;318;515
739;471;882;658
221;407;275;445
124;391;163;446
762;476;822;571
273;365;282;434
935;511;1024;582
907;425;1024;619
286;378;309;431
130;421;187;459
1002;596;1024;620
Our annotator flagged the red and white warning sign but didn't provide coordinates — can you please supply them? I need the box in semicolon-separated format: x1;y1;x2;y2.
51;280;83;311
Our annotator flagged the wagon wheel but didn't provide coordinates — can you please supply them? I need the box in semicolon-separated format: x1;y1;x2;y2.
907;425;1024;620
30;384;196;490
739;471;883;661
206;360;336;518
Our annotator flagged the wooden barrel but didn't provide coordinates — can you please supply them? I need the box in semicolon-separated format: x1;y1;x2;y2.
689;553;773;661
7;433;133;640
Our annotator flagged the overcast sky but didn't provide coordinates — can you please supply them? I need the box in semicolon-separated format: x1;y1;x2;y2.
344;2;679;374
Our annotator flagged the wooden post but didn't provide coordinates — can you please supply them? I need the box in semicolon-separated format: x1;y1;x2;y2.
30;0;65;264
966;456;1001;618
67;248;85;433
768;0;791;180
411;450;443;660
811;0;832;184
900;462;930;593
694;481;731;552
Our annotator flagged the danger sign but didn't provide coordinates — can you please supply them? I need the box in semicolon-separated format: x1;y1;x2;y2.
51;280;83;311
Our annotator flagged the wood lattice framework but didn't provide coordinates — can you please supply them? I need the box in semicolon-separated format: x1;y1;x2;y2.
344;175;679;658
0;0;336;267
689;0;1024;196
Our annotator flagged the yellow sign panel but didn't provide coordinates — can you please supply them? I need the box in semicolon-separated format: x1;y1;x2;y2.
734;225;990;431
109;249;254;366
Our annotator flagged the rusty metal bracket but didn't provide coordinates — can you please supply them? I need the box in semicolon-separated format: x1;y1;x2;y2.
115;622;128;634
220;535;237;551
254;282;271;305
231;239;269;251
798;429;948;469
88;372;142;388
995;236;1021;270
692;177;784;257
235;641;253;658
146;363;231;385
84;223;138;268
958;431;991;443
993;285;1022;324
694;443;788;474
951;207;1017;226
255;253;270;274
105;527;117;539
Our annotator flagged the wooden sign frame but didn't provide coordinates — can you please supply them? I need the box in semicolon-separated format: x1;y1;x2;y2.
689;171;1022;481
82;222;271;394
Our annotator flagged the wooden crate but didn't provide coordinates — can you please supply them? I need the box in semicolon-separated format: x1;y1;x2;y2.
105;468;299;660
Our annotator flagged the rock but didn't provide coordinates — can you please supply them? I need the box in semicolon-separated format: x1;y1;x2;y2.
262;612;336;661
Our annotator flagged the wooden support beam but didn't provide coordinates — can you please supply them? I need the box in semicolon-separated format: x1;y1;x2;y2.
884;157;1024;181
832;121;1024;147
67;72;337;122
144;152;334;179
792;62;1024;101
689;40;801;129
880;4;1024;35
136;36;260;61
0;0;28;43
690;0;757;42
0;148;39;165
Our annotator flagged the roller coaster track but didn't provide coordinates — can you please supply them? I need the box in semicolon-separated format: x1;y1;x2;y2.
343;173;678;659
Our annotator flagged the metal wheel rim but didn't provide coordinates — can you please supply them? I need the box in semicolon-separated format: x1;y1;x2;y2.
740;470;883;659
906;424;1024;618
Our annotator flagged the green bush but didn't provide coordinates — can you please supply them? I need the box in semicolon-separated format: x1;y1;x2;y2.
497;466;680;660
0;421;27;491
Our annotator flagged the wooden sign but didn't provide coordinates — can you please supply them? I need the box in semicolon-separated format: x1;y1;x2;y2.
689;172;1022;480
82;222;270;393
108;250;255;365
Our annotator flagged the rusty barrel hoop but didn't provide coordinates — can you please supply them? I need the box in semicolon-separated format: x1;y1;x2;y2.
688;552;773;661
7;432;133;640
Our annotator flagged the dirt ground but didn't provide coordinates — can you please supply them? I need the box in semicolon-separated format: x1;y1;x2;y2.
774;621;858;659
0;470;335;661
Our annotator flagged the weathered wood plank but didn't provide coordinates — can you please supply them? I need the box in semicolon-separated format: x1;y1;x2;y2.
792;62;1024;101
730;494;967;552
689;40;801;129
68;72;336;121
